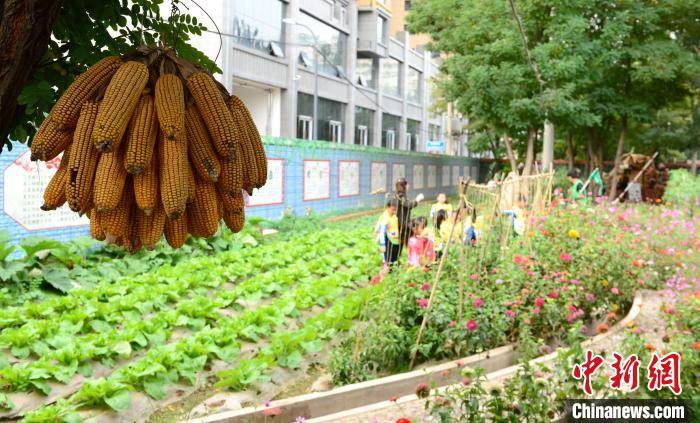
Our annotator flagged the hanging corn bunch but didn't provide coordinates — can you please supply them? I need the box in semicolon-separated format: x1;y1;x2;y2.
30;46;266;253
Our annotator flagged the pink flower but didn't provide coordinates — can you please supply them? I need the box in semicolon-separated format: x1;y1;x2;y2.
548;291;558;299
448;320;457;327
568;305;577;313
466;320;478;331
505;309;515;318
560;252;572;262
566;313;576;323
417;298;428;308
496;279;504;284
421;283;431;291
262;407;282;416
472;297;484;308
533;307;541;314
535;297;545;307
586;293;595;302
470;273;479;281
611;287;619;295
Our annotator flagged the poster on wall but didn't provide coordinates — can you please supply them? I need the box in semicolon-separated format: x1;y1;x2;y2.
427;165;437;188
247;158;284;206
392;163;406;182
338;160;360;197
441;166;450;187
464;166;471;181
303;160;331;201
413;164;424;189
471;166;479;181
371;162;387;194
451;165;460;186
3;151;88;231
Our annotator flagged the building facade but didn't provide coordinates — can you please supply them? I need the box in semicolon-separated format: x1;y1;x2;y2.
187;0;462;155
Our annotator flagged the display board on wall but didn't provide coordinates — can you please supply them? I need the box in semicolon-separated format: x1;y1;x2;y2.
3;151;88;231
248;158;285;207
303;160;331;201
464;165;471;181
371;162;387;194
412;164;424;189
472;166;479;181
451;165;460;186
427;165;437;188
392;163;406;182
441;166;450;187
338;160;360;197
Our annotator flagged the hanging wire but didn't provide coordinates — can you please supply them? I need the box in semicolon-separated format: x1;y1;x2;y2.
187;0;223;63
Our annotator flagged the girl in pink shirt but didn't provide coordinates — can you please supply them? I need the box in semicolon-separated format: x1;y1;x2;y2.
407;217;436;269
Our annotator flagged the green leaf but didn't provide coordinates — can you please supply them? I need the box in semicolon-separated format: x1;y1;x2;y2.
30;380;52;395
143;378;166;400
282;351;303;369
104;390;131;412
112;341;132;357
0;393;15;411
42;266;73;293
90;320;112;333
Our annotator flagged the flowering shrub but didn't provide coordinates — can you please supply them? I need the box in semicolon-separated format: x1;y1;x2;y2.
330;203;695;386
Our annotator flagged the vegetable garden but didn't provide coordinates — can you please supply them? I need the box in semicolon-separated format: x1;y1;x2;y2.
0;171;698;422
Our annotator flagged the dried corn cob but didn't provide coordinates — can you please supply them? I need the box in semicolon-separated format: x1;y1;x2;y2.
155;74;185;140
186;72;236;159
67;102;100;213
89;208;106;241
186;162;196;203
93;142;127;211
134;153;158;214
188;180;219;237
229;103;258;194
185;104;220;182
164;216;188;248
158;130;188;219
92;61;149;152
217;186;243;211
229;95;266;187
41;149;70;211
30;117;73;162
100;180;133;240
123;204;142;254
138;207;166;250
223;207;245;233
125;95;158;174
50;56;122;129
217;155;242;195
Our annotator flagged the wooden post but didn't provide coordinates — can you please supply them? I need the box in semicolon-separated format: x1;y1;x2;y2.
612;152;658;204
408;178;470;370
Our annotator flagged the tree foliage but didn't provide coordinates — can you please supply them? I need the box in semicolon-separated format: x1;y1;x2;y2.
4;0;217;152
408;0;700;167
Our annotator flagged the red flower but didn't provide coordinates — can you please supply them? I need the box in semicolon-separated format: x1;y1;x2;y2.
548;291;558;299
472;297;484;308
505;309;515;318
596;322;609;334
417;298;428;308
415;383;430;398
560;252;572;262
533;306;541;314
466;320;478;331
396;419;412;423
448;320;457;327
535;297;545;307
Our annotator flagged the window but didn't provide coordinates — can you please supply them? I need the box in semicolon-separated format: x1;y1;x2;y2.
407;119;420;151
356;58;377;89
382;113;400;149
407;67;422;103
298;115;313;140
231;0;285;55
330;120;342;143
405;1;412;10
377;17;386;44
405;133;412;151
355;106;374;145
429;124;441;141
380;58;401;97
297;93;345;142
297;12;348;77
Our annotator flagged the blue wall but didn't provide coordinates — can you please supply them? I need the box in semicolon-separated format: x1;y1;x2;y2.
0;137;479;245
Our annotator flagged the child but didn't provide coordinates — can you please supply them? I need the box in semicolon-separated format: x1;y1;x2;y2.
462;206;478;245
440;209;464;248
376;201;401;270
432;209;449;258
407;217;436;269
502;196;527;236
430;193;453;226
566;169;585;202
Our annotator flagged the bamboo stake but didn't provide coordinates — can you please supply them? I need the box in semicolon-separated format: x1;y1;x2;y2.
408;178;470;370
612;152;658;204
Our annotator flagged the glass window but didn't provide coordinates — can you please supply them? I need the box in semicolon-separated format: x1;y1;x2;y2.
429;124;441;141
356;58;377;89
377;17;386;44
297;93;345;142
355;107;374;145
380;58;401;97
297;12;348;77
231;0;285;55
382;113;400;149
407;67;422;103
407;119;420;151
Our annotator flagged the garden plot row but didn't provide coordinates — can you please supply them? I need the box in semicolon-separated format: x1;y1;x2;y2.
0;226;379;420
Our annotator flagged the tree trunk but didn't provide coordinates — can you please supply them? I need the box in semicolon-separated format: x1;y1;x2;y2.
503;134;519;171
522;128;535;176
0;0;62;143
565;131;575;172
691;145;698;175
585;128;595;176
609;116;628;200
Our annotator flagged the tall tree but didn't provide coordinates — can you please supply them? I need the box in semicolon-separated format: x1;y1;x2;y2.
0;0;216;152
